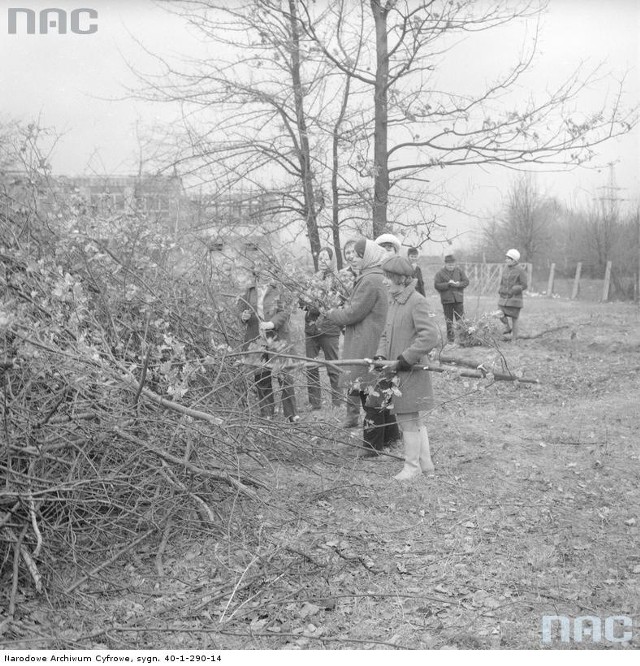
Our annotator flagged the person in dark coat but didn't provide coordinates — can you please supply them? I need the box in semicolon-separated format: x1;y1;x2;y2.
375;256;440;480
239;258;299;422
407;247;425;296
433;254;469;344
303;247;343;409
498;248;528;342
326;239;397;455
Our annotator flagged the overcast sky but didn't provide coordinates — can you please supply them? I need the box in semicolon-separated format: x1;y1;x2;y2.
1;0;638;248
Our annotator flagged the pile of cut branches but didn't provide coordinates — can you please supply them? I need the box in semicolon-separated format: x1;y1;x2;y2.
0;159;307;620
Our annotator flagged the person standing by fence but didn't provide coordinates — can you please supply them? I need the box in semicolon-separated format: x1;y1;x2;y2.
498;248;528;343
433;254;469;344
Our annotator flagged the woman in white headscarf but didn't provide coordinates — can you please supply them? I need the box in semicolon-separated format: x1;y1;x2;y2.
326;239;398;456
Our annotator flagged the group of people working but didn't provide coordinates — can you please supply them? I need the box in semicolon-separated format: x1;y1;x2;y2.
238;236;528;481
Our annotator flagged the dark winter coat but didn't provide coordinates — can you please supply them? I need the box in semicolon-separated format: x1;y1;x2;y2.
327;265;388;388
498;264;528;309
375;282;439;414
434;266;469;304
238;283;291;350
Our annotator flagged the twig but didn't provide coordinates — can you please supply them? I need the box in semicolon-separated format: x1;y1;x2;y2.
518;324;570;340
3;526;43;593
155;518;173;578
284;545;328;568
219;554;260;624
113;427;264;501
217;629;413;649
121;376;224;425
64;528;155;594
159;465;216;525
8;527;27;619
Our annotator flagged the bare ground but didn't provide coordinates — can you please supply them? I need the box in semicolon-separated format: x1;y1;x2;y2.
4;297;640;650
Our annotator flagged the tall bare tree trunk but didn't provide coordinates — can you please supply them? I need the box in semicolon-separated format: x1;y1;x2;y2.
288;0;321;266
331;75;352;269
370;0;390;237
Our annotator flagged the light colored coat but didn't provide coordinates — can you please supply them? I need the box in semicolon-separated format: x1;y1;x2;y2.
376;282;439;414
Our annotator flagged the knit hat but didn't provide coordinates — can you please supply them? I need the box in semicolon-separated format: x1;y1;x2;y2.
354;238;367;258
444;254;455;263
374;233;402;252
505;249;520;262
382;256;414;277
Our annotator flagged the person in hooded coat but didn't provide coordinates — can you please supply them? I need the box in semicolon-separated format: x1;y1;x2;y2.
326;239;398;455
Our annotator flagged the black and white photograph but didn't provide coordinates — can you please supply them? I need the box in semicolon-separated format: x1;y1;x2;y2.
1;0;639;654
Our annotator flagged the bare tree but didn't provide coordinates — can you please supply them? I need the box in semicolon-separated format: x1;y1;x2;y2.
482;174;556;264
297;0;638;236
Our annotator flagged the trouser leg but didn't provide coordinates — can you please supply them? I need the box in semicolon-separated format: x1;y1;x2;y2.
319;334;342;406
278;371;297;421
453;302;464;334
255;370;275;417
305;334;322;409
443;303;455;342
344;390;360;427
383;412;401;445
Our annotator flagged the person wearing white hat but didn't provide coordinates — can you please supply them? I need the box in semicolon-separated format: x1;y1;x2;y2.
498;249;528;342
374;233;402;255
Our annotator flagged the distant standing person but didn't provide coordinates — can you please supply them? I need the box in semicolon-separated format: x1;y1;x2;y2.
433;254;469;344
407;247;425;296
498;249;528;342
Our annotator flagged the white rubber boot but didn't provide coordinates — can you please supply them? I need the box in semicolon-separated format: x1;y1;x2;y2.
419;427;435;474
393;431;422;481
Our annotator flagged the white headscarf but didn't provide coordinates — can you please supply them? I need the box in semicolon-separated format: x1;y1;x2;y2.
360;239;388;271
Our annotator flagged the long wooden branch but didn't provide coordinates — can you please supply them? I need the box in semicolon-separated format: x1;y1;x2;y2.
120;375;223;425
235;353;539;384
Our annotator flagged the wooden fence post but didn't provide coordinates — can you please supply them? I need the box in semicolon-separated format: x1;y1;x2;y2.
602;261;612;302
546;263;556;298
571;262;582;300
